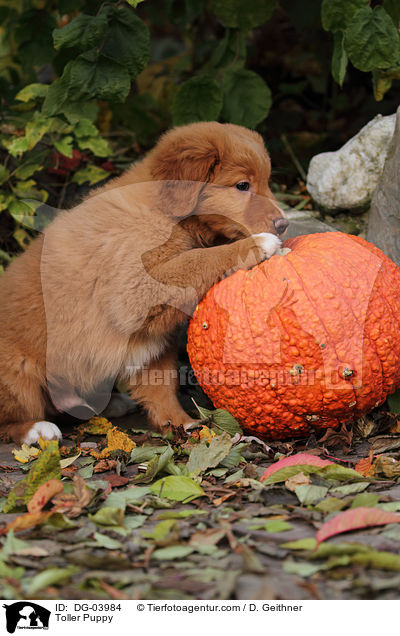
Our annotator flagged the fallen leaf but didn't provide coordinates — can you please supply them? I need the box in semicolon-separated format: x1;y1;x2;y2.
317;423;353;453
93;459;118;473
189;528;226;546
51;474;92;518
4;441;61;512
285;471;311;492
354;454;374;476
316;507;400;545
150;475;205;502
260;453;333;482
104;474;129;488
199;425;217;442
84;416;113;435
0;511;54;534
186;433;232;477
91;427;136;458
12;443;41;464
59;453;81;469
27;479;64;514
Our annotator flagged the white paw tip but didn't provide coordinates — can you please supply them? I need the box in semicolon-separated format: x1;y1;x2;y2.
23;421;62;445
252;233;282;258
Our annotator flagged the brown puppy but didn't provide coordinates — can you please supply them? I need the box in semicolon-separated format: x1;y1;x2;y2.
0;121;288;444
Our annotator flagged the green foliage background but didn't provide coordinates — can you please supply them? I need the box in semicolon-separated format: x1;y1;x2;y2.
1;0;400;265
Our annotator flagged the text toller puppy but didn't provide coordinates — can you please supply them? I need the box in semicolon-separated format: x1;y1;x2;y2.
0;121;288;444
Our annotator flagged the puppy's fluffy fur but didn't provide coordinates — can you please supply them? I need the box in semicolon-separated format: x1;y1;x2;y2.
0;122;286;444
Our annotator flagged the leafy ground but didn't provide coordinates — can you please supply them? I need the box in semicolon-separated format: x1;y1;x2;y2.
1;402;400;600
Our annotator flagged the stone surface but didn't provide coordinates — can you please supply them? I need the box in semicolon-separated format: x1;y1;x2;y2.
307;113;396;212
367;107;400;266
284;208;336;239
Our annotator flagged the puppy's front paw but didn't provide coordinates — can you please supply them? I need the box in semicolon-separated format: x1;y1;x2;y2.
23;421;62;445
252;233;281;260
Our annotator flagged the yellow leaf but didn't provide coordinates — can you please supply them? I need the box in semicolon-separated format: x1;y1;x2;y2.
84;416;113;435
199;425;216;443
12;443;41;463
90;426;136;459
106;427;136;453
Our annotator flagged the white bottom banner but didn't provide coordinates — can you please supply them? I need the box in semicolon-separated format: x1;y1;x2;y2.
0;599;398;635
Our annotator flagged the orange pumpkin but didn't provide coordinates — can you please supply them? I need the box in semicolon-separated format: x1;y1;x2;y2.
187;232;400;440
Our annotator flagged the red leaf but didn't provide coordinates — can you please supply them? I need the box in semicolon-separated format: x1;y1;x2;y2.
316;507;400;545
104;474;129;488
260;453;334;482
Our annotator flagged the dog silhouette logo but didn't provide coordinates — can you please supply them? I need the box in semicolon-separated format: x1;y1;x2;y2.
3;602;50;633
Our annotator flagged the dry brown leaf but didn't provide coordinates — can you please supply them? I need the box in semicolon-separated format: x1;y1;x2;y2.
51;474;92;518
285;471;311;492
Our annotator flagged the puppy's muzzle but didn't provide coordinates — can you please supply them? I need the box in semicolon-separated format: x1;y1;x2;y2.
273;217;289;235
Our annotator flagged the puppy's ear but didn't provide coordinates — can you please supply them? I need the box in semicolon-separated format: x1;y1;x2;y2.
148;128;221;217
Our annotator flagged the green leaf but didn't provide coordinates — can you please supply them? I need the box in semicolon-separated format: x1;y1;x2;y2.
15;83;49;102
14;163;42;180
92;532;123;550
187;433;232;477
0;560;25;580
76;136;111;157
0;165;9;185
54;135;74;158
221;69;271;128
152;545;195;560
212;0;276;30
350;493;380;508
132;445;174;484
281;538;317;551
88;507;125;527
321;0;368;32
388;387;400;414
283;560;322;577
126;0;146;6
26;566;78;595
331;31;348;86
69;50;131;102
78;464;94;479
194;403;243;437
331;482;370;495
42;67;72;117
4;441;61;512
264;520;293;532
314;497;347;513
383;0;400;26
71;164;110;185
150;475;205;502
156;509;207;519
208;29;246;70
344;6;400;72
73;118;98;138
220;443;248;469
172;76;223;126
103;486;152;510
53;14;108;51
130;445;168;464
295;485;329;505
0;530;30;558
101;6;150;78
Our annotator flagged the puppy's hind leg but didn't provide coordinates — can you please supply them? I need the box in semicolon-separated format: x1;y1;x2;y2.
0;377;62;445
128;347;199;434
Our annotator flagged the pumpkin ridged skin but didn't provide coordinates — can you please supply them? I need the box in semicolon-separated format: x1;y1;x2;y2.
187;233;400;440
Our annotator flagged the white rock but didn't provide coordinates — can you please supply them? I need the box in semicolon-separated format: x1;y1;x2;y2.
306;114;396;211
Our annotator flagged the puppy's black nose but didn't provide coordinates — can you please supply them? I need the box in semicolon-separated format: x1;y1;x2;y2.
273;217;289;235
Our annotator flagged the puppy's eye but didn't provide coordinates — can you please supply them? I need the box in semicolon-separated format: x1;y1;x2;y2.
236;181;250;191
